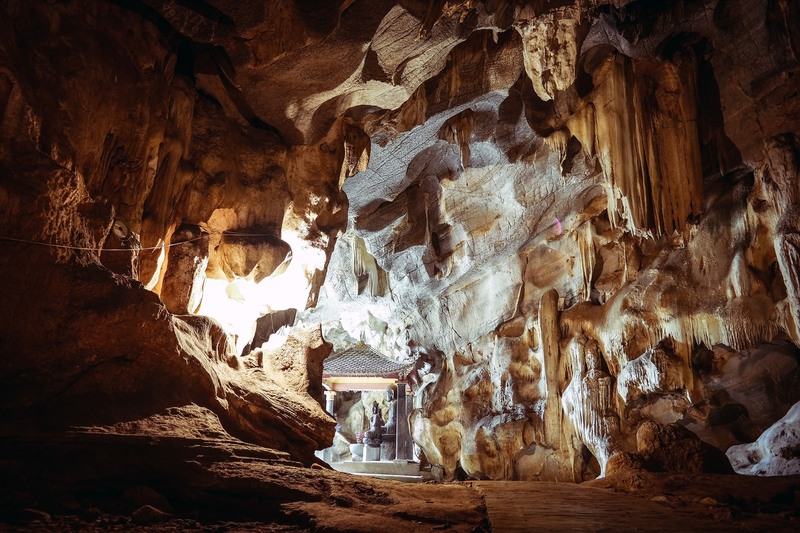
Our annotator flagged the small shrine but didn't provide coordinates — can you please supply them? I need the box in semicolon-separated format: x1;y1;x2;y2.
318;344;429;480
323;344;414;391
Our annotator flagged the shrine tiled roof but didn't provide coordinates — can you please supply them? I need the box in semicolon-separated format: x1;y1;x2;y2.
323;345;414;378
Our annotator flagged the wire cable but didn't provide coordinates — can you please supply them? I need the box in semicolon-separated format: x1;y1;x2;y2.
0;234;207;252
218;231;283;238
0;228;283;253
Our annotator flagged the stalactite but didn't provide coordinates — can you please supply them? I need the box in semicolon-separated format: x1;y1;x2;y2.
419;0;446;38
661;311;780;357
353;235;389;297
577;220;594;301
632;56;704;236
569;54;638;232
568;53;703;237
438;108;475;169
544;129;570;175
514;5;586;102
338;119;371;188
447;50;462;109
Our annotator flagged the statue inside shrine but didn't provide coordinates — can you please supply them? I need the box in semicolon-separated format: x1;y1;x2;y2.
381;384;398;460
362;385;400;460
383;384;398;436
364;401;384;448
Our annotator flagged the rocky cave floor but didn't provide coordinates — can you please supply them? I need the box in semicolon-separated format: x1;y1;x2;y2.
1;408;798;533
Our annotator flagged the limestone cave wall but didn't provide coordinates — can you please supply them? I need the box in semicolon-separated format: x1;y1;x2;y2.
0;0;353;461
306;0;800;480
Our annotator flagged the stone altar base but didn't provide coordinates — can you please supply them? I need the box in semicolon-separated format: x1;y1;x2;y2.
328;459;435;482
365;445;380;461
380;440;396;461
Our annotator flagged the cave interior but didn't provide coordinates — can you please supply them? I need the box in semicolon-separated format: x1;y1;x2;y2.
1;0;800;530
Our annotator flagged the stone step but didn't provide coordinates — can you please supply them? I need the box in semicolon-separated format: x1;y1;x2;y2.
344;472;430;483
328;459;435;481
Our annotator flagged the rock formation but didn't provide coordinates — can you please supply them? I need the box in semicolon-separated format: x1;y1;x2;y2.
302;0;800;481
0;0;343;463
727;400;800;476
1;0;799;527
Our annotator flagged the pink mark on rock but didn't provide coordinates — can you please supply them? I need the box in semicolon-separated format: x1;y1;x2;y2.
555;217;563;235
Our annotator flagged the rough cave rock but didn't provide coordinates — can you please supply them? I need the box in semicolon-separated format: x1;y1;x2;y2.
1;0;800;510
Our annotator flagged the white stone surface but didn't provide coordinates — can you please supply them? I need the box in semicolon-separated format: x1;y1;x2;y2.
727;401;800;476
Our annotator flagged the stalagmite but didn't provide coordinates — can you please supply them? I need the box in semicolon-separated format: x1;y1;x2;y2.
727;400;800;476
561;336;620;475
539;288;562;451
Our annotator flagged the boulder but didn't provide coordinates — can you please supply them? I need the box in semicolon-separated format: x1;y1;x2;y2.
727;401;800;476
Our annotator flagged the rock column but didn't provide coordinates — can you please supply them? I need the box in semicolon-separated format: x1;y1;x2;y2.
395;383;411;461
540;289;562;448
324;390;336;416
